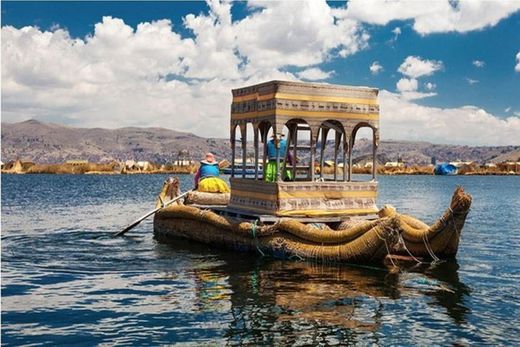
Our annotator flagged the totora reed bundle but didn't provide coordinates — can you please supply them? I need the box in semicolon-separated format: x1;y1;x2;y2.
154;187;472;263
155;205;401;263
391;186;472;258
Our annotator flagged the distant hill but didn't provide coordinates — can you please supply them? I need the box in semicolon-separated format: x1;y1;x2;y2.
350;139;520;165
2;120;519;165
1;120;229;163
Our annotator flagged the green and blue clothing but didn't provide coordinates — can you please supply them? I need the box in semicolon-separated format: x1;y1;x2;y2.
264;138;293;182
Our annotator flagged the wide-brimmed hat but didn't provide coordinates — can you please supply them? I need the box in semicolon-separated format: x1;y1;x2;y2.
204;152;215;162
200;152;216;165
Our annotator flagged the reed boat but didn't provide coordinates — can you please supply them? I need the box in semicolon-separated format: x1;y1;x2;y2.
153;81;472;264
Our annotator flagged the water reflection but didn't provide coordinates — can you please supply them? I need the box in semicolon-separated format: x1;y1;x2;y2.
4;174;517;345
158;239;471;345
242;262;387;344
397;261;471;325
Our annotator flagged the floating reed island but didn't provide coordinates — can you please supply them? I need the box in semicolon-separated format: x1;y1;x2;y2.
151;80;474;265
2;159;517;175
1;159;197;175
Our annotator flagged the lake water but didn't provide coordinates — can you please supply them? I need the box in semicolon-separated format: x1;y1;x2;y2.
1;174;519;345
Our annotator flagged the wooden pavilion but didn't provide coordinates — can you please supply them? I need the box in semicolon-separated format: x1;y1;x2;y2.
227;80;379;218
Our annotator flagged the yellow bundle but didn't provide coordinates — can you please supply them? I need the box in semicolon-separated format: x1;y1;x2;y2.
198;177;230;193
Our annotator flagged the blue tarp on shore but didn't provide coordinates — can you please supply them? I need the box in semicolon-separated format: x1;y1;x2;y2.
434;163;458;175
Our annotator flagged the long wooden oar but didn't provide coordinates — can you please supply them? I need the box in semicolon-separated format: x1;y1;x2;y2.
114;190;192;237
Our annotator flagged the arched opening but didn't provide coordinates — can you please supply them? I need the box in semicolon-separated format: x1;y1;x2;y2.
262;122;295;182
317;120;346;182
349;124;377;182
230;124;241;178
237;122;256;178
284;118;313;181
258;121;272;180
231;122;265;180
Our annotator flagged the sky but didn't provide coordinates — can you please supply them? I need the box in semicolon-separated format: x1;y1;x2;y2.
1;0;520;145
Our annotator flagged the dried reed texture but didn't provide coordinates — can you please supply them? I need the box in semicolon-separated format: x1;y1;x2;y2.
155;177;182;208
156;205;278;237
185;191;230;205
277;218;387;244
154;187;471;262
155;177;230;209
269;220;399;263
155;205;400;263
393;187;472;257
25;162;119;174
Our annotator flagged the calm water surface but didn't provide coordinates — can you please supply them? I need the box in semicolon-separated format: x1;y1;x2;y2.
1;174;519;345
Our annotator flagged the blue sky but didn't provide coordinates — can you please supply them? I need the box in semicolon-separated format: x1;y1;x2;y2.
2;1;520;145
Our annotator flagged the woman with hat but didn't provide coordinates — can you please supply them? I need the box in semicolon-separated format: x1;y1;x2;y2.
194;153;230;193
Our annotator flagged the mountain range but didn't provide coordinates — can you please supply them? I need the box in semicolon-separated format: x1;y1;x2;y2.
2;120;519;165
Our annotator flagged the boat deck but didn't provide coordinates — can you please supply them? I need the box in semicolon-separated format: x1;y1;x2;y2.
190;204;378;224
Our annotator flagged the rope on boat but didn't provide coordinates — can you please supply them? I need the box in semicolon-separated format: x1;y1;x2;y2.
425;206;460;264
398;233;423;264
448;206;461;237
384;238;398;270
422;230;441;263
289;253;304;261
374;226;399;270
250;220;265;256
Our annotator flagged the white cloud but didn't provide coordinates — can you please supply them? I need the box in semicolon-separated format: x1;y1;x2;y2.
472;60;485;68
395;57;440;100
380;90;520;146
1;1;371;138
516;51;520;72
398;56;443;78
233;1;369;70
396;78;436;100
2;0;519;147
399;91;437;101
345;0;520;34
388;27;401;43
296;67;334;81
396;78;418;92
424;82;436;90
466;78;479;85
369;61;383;75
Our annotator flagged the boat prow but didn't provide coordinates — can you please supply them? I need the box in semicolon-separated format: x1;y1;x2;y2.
391;186;472;259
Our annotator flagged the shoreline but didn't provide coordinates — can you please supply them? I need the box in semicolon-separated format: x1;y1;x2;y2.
2;160;518;176
2;170;518;176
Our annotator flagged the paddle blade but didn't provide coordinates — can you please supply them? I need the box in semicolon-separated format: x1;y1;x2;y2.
114;220;142;237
